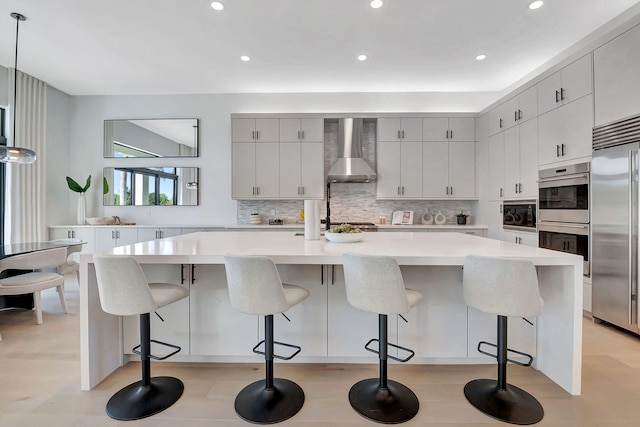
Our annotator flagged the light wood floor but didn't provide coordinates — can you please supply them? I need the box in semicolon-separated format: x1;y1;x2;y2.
2;281;640;426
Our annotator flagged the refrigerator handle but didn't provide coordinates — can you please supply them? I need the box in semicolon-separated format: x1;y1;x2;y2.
630;149;636;325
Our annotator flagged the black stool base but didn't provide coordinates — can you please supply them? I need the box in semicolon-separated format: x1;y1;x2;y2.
106;376;184;421
464;379;544;425
349;378;419;424
234;378;305;424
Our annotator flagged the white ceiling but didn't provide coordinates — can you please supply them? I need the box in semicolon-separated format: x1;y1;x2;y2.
1;0;640;103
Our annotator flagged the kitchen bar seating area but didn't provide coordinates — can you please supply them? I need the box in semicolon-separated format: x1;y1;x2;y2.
76;231;583;425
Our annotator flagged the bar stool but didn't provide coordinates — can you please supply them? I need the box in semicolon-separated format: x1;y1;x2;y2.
93;255;189;421
463;255;544;425
224;254;310;424
342;253;424;424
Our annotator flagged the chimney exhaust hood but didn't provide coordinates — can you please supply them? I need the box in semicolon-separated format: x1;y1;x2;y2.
327;118;377;183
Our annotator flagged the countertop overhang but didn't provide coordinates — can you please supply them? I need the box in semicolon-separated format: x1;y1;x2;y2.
82;230;581;271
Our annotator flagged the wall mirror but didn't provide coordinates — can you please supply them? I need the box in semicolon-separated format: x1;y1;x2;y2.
103;167;199;206
104;118;199;158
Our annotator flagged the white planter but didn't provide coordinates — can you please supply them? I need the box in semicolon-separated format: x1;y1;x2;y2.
77;193;86;225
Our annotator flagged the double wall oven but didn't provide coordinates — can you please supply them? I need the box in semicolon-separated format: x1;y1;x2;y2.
537;162;590;277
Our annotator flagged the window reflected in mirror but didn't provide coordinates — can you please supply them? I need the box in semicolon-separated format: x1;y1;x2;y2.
103;167;199;206
104;119;199;158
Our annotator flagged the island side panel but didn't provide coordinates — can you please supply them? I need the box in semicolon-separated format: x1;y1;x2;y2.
536;264;583;395
80;261;123;390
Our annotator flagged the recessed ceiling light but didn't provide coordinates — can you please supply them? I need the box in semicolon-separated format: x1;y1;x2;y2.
357;54;368;61
211;2;225;11
240;55;251;62
475;54;487;61
529;1;544;10
370;0;383;9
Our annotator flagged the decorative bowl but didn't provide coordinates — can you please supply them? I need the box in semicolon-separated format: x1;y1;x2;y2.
86;216;116;225
324;231;364;243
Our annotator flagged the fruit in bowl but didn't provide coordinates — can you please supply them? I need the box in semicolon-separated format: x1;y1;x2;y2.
325;224;364;243
328;223;362;234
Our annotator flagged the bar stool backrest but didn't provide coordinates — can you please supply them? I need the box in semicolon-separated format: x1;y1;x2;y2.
463;255;543;317
93;255;157;316
342;253;410;315
224;254;289;316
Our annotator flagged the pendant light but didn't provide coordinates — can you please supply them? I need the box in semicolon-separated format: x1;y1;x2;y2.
0;12;36;164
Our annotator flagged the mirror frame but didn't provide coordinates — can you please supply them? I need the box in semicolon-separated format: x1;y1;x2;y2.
104;118;199;158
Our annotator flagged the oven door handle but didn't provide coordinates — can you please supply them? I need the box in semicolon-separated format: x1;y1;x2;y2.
538;173;589;188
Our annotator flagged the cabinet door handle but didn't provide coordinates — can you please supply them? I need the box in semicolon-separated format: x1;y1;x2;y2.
519;183;522;193
450;186;453;195
181;264;185;284
256;186;260;195
191;265;196;284
401;130;405;139
560;88;565;101
67;231;70;238
401;186;405;195
111;230;115;239
155;230;159;239
556;145;560;157
297;130;300;139
449;130;453;139
331;265;335;285
499;118;503;129
446;186;449;195
515;183;518;193
555;90;560;103
159;230;164;239
518;109;522;120
397;130;401;139
301;130;305;139
256;130;260;140
398;186;401;195
561;143;566;156
301;186;305;195
515;110;518;121
500;187;503;198
117;230;120;239
500;204;503;214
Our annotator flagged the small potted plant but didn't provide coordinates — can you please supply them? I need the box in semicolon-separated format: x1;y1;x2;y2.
66;175;91;225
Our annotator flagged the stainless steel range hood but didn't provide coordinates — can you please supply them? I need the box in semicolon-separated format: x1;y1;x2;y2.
327;118;376;183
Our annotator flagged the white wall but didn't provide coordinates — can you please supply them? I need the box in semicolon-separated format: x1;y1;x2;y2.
67;92;496;226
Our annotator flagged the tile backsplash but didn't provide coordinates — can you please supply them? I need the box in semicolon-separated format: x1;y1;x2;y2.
237;182;475;225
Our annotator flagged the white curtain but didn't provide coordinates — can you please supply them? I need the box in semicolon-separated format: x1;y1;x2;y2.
6;69;47;244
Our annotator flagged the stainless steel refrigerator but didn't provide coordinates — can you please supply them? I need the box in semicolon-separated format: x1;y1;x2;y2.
592;114;640;334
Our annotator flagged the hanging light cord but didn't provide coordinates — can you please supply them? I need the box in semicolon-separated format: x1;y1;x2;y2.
11;13;25;148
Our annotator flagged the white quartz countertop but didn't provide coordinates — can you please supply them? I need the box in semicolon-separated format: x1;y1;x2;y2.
83;231;579;270
53;223;488;229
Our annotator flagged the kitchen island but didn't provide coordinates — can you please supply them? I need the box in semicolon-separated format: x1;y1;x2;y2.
80;231;583;395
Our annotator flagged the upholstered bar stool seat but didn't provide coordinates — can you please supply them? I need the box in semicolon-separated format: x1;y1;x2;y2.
224;254;310;424
342;253;424;424
463;255;544;425
93;255;189;421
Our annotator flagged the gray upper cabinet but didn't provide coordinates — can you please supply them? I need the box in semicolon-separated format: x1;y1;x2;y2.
279;118;324;142
488;86;537;135
232;118;280;142
594;22;640;126
377;118;423;142
423;117;475;142
537;54;592;116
